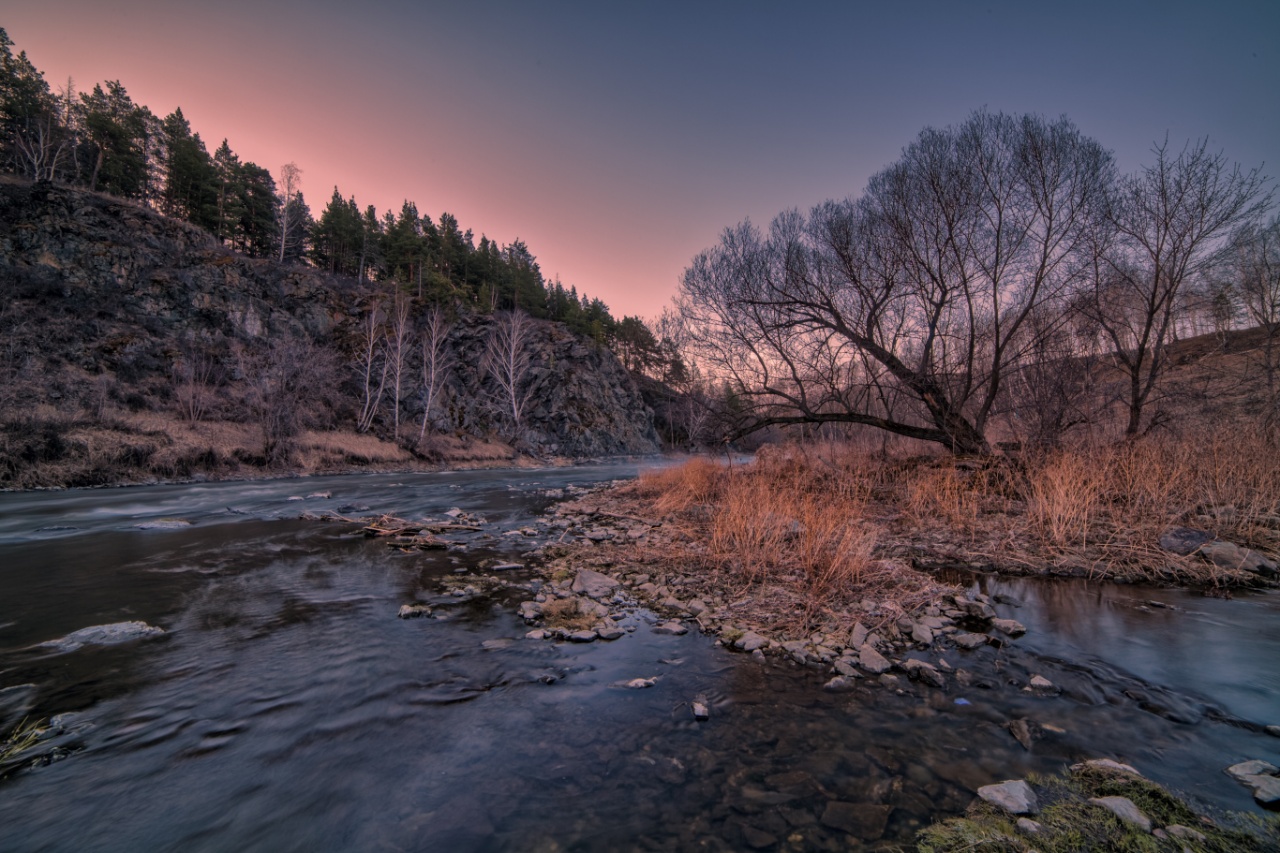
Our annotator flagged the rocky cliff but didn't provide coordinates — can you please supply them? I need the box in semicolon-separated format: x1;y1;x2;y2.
0;177;658;485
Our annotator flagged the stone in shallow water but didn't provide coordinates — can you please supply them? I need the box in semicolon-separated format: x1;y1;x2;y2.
953;632;989;650
135;518;191;530
41;621;165;652
1088;796;1151;831
1226;759;1279;781
977;779;1038;814
398;604;431;619
1028;674;1055;690
653;622;688;636
819;802;892;840
858;644;892;674
991;618;1026;637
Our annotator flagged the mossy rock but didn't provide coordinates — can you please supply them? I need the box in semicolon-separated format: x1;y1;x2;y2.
917;762;1280;852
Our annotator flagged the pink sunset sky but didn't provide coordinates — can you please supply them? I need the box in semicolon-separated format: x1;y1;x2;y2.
7;1;1279;318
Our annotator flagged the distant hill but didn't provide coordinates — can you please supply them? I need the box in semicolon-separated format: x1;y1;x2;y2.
0;177;659;488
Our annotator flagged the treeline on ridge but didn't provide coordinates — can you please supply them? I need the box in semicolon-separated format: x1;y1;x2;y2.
0;26;686;369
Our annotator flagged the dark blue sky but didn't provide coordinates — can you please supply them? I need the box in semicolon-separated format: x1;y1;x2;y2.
9;0;1279;315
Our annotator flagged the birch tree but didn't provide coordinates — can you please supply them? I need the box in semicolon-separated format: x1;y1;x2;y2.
417;305;454;442
386;293;413;439
354;300;387;433
484;309;535;435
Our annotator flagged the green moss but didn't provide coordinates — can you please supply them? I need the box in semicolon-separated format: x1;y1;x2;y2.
916;764;1280;852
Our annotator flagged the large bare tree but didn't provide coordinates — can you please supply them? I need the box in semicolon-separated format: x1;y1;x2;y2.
678;111;1113;454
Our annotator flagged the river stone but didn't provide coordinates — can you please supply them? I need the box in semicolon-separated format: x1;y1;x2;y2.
958;598;997;620
596;626;625;641
525;629;548;640
858;644;892;674
833;659;859;678
1158;526;1214;555
1007;719;1035;751
953;632;989;650
1226;760;1279;782
903;659;945;688
653;622;688;636
1073;758;1143;777
135;518;191;530
848;621;869;649
1016;817;1043;835
518;601;541;620
692;700;710;721
41;621;165;651
819;802;892;840
734;631;768;652
911;623;935;645
398;604;432;619
1199;540;1277;576
1088;796;1151;831
823;676;856;693
739;824;776;850
571;569;620;599
1267;725;1280;738
568;630;598;642
991;618;1026;637
1239;774;1280;804
977;780;1038;814
1166;825;1208;843
1028;675;1054;691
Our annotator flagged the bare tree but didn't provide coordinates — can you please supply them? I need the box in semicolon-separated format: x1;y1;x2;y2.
1234;215;1280;412
385;292;413;440
354;300;388;433
171;332;223;424
484;309;535;435
679;111;1113;454
242;335;336;468
417;305;454;443
1087;138;1271;437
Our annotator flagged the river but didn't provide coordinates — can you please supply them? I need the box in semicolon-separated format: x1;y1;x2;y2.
1;462;1277;851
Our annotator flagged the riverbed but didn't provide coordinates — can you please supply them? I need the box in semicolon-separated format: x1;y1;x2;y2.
1;463;1277;851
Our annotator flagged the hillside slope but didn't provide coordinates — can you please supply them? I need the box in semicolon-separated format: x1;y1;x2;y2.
0;177;659;487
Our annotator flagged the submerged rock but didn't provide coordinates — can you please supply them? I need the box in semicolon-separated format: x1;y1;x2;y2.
397;604;432;619
41;621;165;651
652;622;688;636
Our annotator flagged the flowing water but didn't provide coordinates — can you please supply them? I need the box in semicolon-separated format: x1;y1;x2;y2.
1;463;1277;851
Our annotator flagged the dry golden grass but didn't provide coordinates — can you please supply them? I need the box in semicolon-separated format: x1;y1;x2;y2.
628;424;1280;597
627;449;954;634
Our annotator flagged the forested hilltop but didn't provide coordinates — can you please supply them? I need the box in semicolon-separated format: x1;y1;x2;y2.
0;27;689;487
0;27;688;354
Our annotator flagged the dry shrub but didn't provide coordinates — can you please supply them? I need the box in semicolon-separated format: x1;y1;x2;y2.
650;455;886;600
638;457;723;514
903;463;984;531
1024;450;1105;547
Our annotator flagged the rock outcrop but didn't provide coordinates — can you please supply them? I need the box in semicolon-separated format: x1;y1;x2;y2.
0;177;659;474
